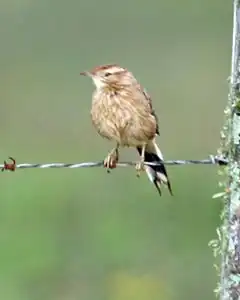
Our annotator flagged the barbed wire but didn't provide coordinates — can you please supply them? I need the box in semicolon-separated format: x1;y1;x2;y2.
0;155;228;172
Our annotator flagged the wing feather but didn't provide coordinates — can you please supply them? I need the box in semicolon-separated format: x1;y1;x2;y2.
138;85;160;136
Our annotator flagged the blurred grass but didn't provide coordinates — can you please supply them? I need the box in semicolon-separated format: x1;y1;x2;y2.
0;0;230;299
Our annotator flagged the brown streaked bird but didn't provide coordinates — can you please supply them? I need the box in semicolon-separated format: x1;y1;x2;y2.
80;64;173;196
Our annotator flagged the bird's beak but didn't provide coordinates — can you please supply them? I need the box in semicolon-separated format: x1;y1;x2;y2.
80;71;91;76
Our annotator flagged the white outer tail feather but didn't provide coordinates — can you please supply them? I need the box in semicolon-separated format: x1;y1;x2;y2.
145;139;168;183
136;139;173;196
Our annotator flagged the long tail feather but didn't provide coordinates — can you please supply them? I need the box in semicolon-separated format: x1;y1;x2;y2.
137;140;173;196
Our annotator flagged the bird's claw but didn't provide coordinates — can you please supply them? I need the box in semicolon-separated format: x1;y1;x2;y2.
1;157;16;172
135;160;145;178
103;149;119;173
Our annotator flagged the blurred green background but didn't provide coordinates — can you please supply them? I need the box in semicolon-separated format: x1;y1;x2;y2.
0;0;231;299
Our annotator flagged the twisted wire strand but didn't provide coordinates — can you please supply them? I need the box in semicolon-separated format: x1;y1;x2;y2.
0;155;228;170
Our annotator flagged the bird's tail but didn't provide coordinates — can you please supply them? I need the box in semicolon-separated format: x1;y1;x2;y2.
137;139;173;196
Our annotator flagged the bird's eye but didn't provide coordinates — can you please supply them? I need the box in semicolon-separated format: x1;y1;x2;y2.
105;72;111;77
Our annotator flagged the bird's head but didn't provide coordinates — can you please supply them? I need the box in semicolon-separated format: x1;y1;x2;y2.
80;64;137;89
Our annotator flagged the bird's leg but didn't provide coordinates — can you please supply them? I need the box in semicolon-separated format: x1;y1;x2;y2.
104;143;119;173
136;144;146;177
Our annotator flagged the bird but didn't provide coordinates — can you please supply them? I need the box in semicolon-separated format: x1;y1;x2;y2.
80;64;173;196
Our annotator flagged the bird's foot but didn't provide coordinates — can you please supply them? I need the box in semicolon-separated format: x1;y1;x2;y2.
104;148;119;173
135;159;145;177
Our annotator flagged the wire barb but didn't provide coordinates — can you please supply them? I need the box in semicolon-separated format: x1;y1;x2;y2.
0;155;228;171
1;157;16;172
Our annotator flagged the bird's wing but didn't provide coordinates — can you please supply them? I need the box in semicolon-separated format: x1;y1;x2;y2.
138;85;160;136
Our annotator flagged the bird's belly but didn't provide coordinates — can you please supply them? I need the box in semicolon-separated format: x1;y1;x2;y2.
120;116;156;147
91;101;122;142
91;96;156;146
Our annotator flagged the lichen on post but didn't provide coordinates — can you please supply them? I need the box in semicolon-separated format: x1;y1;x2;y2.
211;0;240;299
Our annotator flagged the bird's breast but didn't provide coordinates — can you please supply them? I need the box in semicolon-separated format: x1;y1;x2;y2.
90;89;156;146
91;90;129;142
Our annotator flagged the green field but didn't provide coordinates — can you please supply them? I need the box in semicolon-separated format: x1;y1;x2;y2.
0;0;231;299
